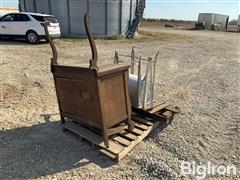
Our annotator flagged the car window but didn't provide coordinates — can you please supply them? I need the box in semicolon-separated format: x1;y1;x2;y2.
44;16;58;23
31;15;44;22
1;14;14;22
31;15;58;23
13;14;30;22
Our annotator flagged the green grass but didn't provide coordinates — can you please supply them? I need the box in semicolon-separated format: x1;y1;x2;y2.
59;37;84;43
57;30;190;44
136;30;190;41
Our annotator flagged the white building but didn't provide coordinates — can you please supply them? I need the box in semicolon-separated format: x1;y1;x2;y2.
198;13;229;30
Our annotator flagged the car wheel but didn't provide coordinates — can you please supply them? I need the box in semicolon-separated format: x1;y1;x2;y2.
26;31;39;44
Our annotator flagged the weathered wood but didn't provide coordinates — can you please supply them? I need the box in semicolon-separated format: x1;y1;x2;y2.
164;105;181;114
132;116;153;126
133;121;149;131
99;149;116;159
62;108;177;161
63;121;124;154
118;131;138;141
107;125;128;136
63;119;152;161
111;135;132;147
117;121;160;161
144;100;166;110
149;102;170;114
130;127;144;135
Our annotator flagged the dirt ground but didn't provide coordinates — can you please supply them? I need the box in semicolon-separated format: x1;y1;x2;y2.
0;23;240;179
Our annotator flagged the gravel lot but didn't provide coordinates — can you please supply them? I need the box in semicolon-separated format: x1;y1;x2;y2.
0;24;239;179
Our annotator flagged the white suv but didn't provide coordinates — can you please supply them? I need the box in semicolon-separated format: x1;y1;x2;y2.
0;12;61;44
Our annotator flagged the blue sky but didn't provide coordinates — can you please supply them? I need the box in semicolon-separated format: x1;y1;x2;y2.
145;0;240;20
1;0;240;20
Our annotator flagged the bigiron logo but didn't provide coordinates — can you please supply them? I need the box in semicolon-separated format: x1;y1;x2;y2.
180;161;238;179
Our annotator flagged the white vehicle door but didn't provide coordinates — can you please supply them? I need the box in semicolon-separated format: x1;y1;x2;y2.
11;14;31;35
0;14;14;35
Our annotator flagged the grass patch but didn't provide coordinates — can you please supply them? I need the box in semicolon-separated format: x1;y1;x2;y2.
136;30;190;41
105;32;123;40
57;30;190;45
59;37;84;43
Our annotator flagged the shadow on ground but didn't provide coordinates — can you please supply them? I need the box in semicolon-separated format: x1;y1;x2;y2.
0;38;48;45
0;113;171;179
0;116;115;179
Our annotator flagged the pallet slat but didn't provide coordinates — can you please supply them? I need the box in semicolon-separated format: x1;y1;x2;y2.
63;121;124;155
130;127;144;135
133;121;149;131
119;131;138;141
149;102;170;114
111;135;132;147
164;105;181;113
99;149;116;159
132;116;153;126
117;121;160;161
144;100;166;110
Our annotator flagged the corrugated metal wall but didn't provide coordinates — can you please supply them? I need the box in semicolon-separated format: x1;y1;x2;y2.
19;0;137;36
107;0;120;35
35;0;49;14
51;0;69;34
24;0;35;12
69;0;87;35
198;13;214;29
238;15;240;26
122;0;130;34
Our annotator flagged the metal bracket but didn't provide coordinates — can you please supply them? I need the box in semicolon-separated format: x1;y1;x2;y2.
84;13;98;71
41;21;58;69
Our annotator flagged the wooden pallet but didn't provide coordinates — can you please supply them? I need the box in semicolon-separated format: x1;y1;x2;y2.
133;101;180;123
63;116;161;161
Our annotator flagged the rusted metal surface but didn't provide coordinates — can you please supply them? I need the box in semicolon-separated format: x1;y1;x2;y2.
43;13;134;147
84;13;98;70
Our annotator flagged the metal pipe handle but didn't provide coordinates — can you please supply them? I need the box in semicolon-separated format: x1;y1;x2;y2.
84;13;98;70
41;21;58;64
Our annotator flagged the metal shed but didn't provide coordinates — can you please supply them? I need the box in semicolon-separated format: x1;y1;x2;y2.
198;13;229;30
237;14;240;32
18;0;145;37
237;14;240;26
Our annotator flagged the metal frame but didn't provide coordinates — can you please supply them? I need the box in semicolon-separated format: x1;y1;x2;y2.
113;47;159;109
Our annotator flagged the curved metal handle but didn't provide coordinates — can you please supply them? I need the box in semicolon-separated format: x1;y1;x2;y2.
84;13;98;70
41;21;58;64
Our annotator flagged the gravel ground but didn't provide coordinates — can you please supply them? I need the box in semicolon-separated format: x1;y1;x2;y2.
0;24;239;179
